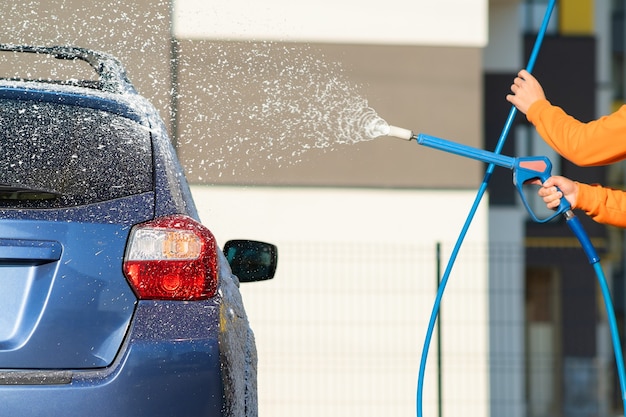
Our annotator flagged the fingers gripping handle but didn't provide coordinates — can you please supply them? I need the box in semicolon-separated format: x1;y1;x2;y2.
516;156;599;263
492;155;598;263
513;156;570;223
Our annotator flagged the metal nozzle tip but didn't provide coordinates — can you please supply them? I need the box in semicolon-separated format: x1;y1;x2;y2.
387;125;414;141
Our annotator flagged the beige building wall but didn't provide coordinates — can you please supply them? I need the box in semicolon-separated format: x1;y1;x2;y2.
172;4;490;412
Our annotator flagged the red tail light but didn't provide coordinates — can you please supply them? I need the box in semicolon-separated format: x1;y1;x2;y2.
123;215;218;300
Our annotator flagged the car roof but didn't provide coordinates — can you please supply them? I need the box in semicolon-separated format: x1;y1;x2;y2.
0;44;153;125
0;44;136;94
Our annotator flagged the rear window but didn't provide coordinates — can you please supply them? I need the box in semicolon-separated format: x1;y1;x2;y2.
0;98;152;208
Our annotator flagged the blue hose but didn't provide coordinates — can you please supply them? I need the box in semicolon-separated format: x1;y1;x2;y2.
416;1;556;415
596;261;626;406
415;0;623;416
566;212;626;409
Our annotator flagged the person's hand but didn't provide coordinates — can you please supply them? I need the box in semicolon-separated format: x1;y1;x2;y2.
506;69;546;114
537;176;578;210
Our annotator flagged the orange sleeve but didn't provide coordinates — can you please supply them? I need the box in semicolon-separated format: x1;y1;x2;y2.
575;182;626;228
526;100;626;166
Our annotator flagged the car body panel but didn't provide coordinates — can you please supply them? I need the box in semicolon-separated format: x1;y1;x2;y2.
0;300;224;416
0;44;268;416
0;219;139;368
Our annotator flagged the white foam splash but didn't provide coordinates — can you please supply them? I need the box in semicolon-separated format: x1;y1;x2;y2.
178;42;390;176
359;109;390;140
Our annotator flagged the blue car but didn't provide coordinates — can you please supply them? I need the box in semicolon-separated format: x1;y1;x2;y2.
0;44;277;416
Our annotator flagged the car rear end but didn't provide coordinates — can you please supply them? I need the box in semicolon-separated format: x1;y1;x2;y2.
0;46;244;416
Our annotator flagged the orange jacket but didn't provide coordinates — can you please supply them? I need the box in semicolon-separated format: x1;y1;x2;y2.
575;182;626;228
527;99;626;227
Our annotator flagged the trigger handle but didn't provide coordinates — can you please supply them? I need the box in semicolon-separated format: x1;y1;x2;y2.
513;156;570;223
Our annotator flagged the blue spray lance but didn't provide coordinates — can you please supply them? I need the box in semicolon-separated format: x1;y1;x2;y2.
384;125;626;416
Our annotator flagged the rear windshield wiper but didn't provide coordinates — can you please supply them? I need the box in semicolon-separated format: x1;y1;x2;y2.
0;183;61;200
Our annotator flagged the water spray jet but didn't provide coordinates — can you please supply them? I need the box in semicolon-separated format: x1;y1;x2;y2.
359;110;390;140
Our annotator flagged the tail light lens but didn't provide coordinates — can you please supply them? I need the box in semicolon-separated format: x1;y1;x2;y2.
123;215;218;300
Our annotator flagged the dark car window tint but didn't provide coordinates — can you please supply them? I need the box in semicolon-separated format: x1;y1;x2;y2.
0;98;152;208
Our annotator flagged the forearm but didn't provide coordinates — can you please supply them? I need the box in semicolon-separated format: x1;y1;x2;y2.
528;100;626;166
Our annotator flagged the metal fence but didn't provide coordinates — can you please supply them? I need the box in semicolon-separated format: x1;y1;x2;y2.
244;240;624;417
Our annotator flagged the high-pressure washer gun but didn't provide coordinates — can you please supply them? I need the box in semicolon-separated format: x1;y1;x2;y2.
386;125;600;264
388;124;626;413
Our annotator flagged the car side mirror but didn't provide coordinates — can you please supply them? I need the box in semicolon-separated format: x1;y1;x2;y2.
223;240;278;283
